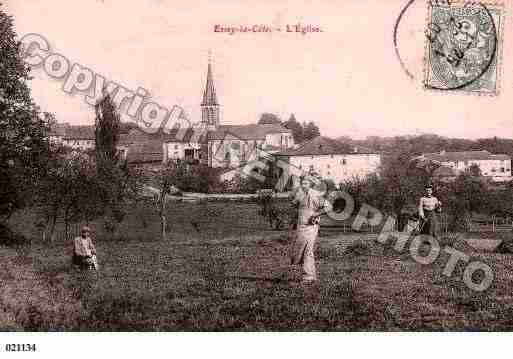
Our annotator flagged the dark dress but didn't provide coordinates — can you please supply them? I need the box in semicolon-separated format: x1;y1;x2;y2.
420;209;440;237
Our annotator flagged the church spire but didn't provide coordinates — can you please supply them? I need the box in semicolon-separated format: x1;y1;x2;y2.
202;60;218;106
201;53;220;129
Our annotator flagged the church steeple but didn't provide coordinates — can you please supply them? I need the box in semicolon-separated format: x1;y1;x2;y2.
201;55;220;130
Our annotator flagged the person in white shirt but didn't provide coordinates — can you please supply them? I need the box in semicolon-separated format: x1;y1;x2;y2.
73;226;98;270
289;177;325;283
418;185;442;237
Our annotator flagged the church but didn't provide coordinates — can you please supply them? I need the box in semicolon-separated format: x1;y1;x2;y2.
160;61;295;168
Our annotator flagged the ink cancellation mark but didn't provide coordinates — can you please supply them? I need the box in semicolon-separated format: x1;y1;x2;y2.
423;0;504;95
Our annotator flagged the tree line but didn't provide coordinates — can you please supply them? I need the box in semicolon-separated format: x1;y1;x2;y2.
342;133;513;158
258;112;320;144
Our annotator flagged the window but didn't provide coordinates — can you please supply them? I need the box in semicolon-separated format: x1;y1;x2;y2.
341;159;347;165
174;144;179;150
491;168;497;173
501;167;505;173
327;164;331;169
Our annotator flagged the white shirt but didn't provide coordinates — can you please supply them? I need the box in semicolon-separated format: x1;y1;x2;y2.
74;236;95;257
419;196;441;217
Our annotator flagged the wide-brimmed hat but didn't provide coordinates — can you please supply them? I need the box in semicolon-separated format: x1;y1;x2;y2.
81;226;92;233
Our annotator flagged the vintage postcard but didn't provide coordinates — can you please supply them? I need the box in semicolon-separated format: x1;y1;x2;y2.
2;0;513;355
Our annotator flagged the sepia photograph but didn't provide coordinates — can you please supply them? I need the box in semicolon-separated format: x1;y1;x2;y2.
1;0;513;355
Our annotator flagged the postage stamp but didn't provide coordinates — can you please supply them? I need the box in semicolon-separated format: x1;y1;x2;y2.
424;0;504;95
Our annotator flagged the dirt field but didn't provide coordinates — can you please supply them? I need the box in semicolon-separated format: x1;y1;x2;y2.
2;202;513;331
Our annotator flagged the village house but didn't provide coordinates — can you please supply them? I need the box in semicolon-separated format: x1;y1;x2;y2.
415;150;512;182
48;123;96;151
275;136;381;187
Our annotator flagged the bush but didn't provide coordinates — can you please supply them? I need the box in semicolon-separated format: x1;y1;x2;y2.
344;240;371;257
220;173;269;194
0;223;29;247
256;190;294;230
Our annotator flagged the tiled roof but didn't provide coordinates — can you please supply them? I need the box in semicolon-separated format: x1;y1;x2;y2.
423;150;510;162
208;124;291;140
277;136;378;156
119;128;158;144
163;127;209;143
126;140;163;164
63;125;95;140
49;123;70;137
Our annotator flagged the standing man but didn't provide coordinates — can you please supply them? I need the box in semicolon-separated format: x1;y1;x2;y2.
418;185;442;238
73;226;98;270
289;176;325;283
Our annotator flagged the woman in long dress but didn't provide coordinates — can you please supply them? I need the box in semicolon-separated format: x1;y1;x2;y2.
289;177;325;283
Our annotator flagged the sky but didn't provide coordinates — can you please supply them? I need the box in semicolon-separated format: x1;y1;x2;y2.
4;0;513;139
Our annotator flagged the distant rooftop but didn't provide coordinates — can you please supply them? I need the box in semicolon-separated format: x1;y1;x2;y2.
208;124;291;141
62;125;95;140
277;136;378;156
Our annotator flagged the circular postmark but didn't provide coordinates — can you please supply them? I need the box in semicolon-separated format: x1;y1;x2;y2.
425;2;498;91
394;0;501;93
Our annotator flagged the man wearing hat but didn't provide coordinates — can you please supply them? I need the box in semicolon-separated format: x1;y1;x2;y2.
418;185;442;238
73;226;98;270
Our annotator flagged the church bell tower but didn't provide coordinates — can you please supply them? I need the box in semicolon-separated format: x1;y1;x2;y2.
201;57;220;130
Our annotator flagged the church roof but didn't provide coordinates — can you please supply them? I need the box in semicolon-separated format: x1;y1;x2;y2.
277;136;377;156
208;124;291;141
201;62;218;106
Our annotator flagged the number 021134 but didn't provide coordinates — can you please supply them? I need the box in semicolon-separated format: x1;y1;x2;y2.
5;344;37;352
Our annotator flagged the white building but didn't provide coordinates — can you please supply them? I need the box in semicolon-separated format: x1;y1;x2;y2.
275;136;381;186
416;150;512;182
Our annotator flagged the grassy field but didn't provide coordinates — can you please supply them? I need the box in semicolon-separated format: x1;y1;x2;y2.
2;201;513;331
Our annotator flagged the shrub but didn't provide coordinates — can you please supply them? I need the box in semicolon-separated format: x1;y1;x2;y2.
0;224;29;247
256;190;294;230
344;240;371;257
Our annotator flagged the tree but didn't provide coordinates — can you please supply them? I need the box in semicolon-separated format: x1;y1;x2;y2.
283;114;304;143
95;93;121;166
0;8;53;223
94;94;141;234
153;161;188;240
341;153;430;221
258;112;282;125
465;163;482;177
303;121;320;141
36;150;102;241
